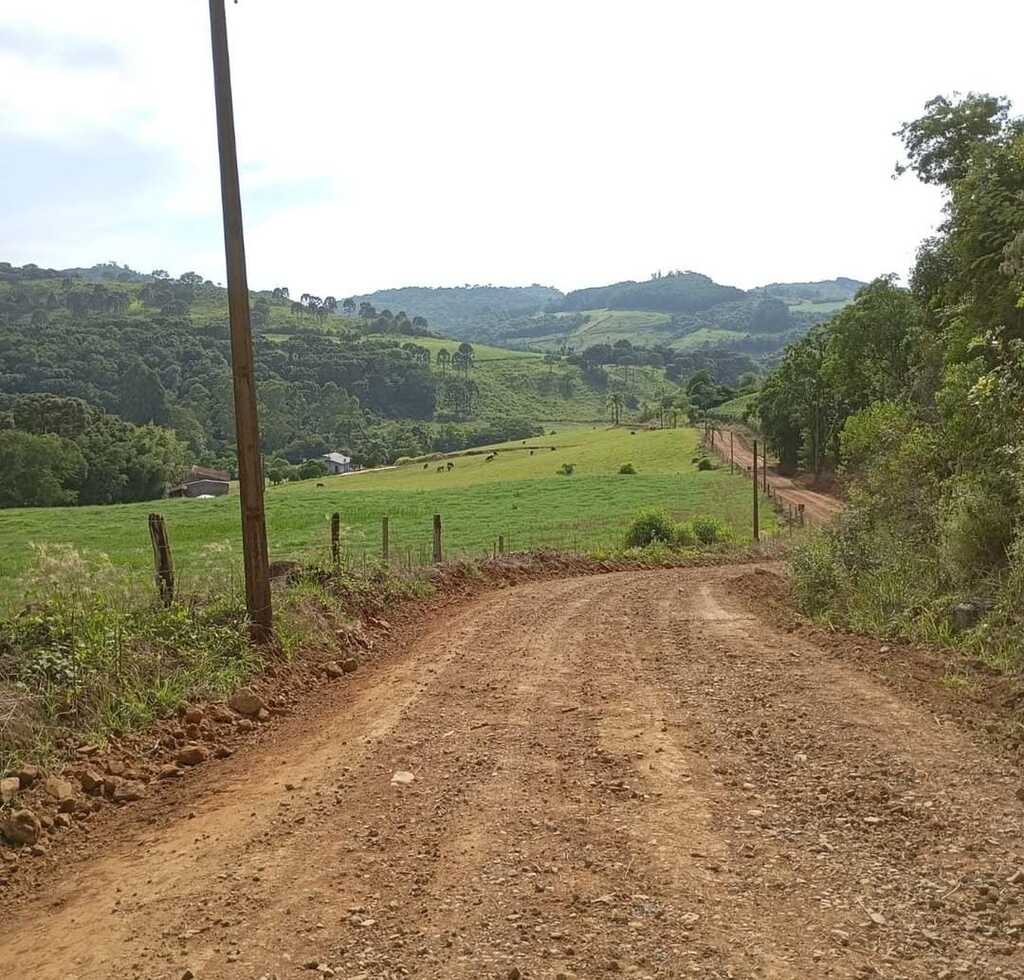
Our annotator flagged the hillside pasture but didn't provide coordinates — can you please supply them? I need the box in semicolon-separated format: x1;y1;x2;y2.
0;427;774;606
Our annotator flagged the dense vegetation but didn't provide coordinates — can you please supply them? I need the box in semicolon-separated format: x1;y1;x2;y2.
554;271;745;314
0;265;692;506
760;93;1024;663
349;273;863;357
347;284;562;339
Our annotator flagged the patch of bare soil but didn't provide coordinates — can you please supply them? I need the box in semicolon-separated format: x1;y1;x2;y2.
3;564;1024;978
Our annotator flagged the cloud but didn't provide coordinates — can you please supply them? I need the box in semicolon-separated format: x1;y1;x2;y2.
0;0;1016;296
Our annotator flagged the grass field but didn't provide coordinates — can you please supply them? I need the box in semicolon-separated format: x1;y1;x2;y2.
0;427;775;606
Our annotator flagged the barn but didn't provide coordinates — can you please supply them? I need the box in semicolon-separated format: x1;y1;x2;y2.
169;465;231;498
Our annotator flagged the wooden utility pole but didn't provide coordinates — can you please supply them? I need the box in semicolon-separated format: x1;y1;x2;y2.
752;439;760;542
762;442;768;494
208;0;272;642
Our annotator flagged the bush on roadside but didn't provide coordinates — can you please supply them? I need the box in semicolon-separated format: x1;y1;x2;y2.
690;514;730;545
624;510;675;548
697;457;714;471
619;462;637;475
673;521;696;547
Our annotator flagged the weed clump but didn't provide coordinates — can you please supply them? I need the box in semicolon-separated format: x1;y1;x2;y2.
619;462;637;475
557;462;576;476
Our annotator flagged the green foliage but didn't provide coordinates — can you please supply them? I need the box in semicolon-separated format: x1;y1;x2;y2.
697;457;714;471
672;522;696;547
781;91;1024;667
0;393;187;506
0;431;84;507
624;509;675;548
938;473;1015;580
690;515;730;545
619;462;637;474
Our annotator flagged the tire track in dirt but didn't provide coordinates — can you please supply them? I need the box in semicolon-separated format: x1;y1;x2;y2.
3;566;1024;978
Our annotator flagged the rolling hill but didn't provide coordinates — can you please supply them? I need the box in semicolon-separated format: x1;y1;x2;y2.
352;273;866;358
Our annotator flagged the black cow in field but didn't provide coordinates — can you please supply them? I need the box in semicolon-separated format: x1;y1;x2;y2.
446;461;455;471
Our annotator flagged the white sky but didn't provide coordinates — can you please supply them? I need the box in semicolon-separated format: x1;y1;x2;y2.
1;1;1021;296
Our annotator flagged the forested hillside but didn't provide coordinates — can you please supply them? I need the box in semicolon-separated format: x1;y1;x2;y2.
352;272;864;358
755;93;1024;664
0;265;689;507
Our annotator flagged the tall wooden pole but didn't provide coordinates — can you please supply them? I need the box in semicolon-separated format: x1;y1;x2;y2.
730;431;734;474
763;442;768;493
209;0;272;642
752;439;760;542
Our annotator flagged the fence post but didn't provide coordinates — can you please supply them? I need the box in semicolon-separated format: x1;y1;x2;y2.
498;534;505;555
432;514;443;564
148;513;174;606
730;430;734;474
382;515;390;564
330;512;341;564
752;441;760;542
799;503;805;527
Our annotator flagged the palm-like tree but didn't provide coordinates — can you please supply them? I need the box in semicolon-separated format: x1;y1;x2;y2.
609;392;624;425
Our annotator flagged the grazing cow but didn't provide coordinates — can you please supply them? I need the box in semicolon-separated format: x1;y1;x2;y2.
437;465;445;473
316;482;325;488
485;453;496;462
423;463;429;469
446;461;455;471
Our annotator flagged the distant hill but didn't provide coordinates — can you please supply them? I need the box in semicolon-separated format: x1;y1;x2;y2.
556;272;746;314
348;284;563;340
356;272;867;359
751;277;864;304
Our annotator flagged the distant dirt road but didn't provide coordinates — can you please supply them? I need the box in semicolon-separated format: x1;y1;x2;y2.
711;429;844;525
3;566;1022;978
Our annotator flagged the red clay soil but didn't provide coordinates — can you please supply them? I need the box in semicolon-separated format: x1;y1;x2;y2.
709;428;845;525
3;563;1024;978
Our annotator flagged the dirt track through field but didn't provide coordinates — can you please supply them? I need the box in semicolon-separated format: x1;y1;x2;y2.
710;430;844;525
4;565;1024;978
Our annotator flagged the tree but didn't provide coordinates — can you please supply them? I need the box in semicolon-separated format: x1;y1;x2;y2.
0;431;85;507
894;92;1012;185
358;301;376;318
436;348;452;376
342;297;356;314
609;392;623;425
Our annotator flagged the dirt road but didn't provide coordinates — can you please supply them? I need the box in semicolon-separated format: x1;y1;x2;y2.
710;430;844;525
4;566;1024;978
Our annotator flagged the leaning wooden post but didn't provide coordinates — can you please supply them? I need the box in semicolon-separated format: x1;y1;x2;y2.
381;516;390;564
432;514;443;564
148;513;174;606
752;440;760;542
208;0;272;643
730;430;734;474
762;442;768;493
330;512;341;565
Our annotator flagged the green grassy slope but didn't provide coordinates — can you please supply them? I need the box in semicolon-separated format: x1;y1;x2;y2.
0;427;774;603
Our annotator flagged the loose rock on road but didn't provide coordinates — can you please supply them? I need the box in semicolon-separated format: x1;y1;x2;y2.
2;565;1023;978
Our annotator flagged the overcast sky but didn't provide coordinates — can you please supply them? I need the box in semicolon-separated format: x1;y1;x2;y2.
1;1;1021;297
